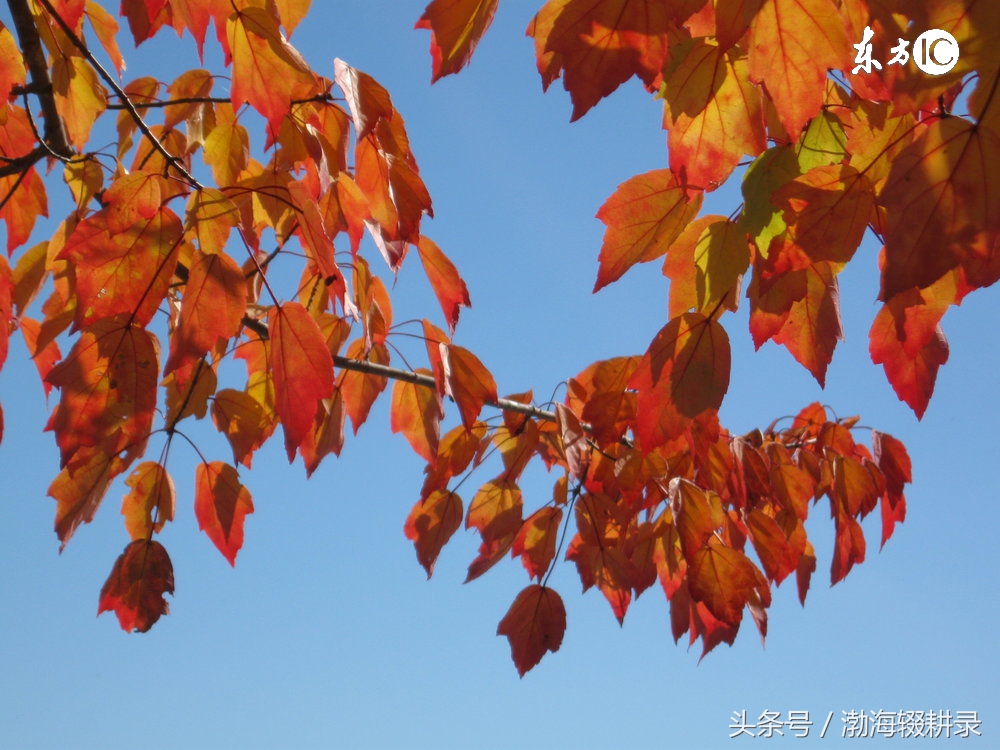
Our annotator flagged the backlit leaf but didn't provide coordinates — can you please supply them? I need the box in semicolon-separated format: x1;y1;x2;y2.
513;506;563;581
404;489;463;577
416;0;499;81
595;169;703;291
121;461;175;540
391;369;443;463
441;343;497;429
98;540;174;633
496;585;566;676
195;461;254;566
270;302;334;461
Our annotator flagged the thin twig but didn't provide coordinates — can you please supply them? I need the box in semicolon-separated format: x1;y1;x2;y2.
34;0;203;190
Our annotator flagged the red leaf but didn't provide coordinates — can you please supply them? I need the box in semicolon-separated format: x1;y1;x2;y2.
527;0;672;121
415;236;471;333
98;539;174;633
512;506;563;581
339;339;389;432
165;249;246;374
211;388;274;469
441;343;497;429
594;169;703;292
416;0;500;81
404;489;464;577
873;430;910;547
195;461;254;566
270;302;334;460
869;286;950;419
46;319;159;469
496;585;567;676
628;313;731;451
880;117;1000;299
390;370;443;463
687;541;759;627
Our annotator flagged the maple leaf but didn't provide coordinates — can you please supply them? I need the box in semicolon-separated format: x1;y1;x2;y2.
629;313;731;451
121;461;175;541
390;370;443;463
98;539;174;632
527;0;672;121
270;303;335;460
595;169;703;291
496;585;567;677
404;489;464;577
415;236;471;333
512;506;563;581
416;0;500;81
194;461;254;566
880;117;1000;300
662;39;765;190
228;6;320;142
441;343;498;430
748;0;850;138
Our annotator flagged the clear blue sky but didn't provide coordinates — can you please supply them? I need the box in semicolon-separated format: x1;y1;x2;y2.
0;3;996;748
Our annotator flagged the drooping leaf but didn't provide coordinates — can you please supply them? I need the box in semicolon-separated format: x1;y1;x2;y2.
415;236;470;333
269;302;335;461
98;539;174;632
512;506;563;581
880;117;1000;299
227;6;319;141
496;584;567;676
194;461;254;566
441;343;497;429
390;369;443;463
527;0;672;121
416;0;500;81
404;489;464;577
121;461;175;540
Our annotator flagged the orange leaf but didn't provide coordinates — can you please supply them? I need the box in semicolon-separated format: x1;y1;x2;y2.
404;489;464;577
663;39;765;190
195;461;254;566
416;0;500;81
527;0;671;121
687;540;760;626
51;53;107;150
441;343;497;429
496;585;566;677
512;506;563;581
299;390;347;477
48;448;122;550
211;388;274;469
59;206;182;329
98;539;174;632
228;6;319;141
749;257;843;386
46;319;159;469
415;236;470;333
270;302;334;460
566;356;639;447
121;461;175;540
391;370;443;463
595;169;703;291
338;338;389;432
748;0;850;138
628;313;731;451
873;430;910;547
554;404;589;480
880;117;1000;299
465;478;523;582
663;216;748;317
333;58;395;142
165;249;246;374
869;285;950;419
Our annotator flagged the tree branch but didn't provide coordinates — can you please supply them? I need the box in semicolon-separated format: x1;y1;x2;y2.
6;0;73;160
33;0;204;190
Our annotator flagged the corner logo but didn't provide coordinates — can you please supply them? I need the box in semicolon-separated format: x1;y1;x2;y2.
853;26;960;76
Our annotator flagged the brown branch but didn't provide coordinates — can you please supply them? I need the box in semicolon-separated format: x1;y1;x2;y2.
33;0;204;190
6;0;73;159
